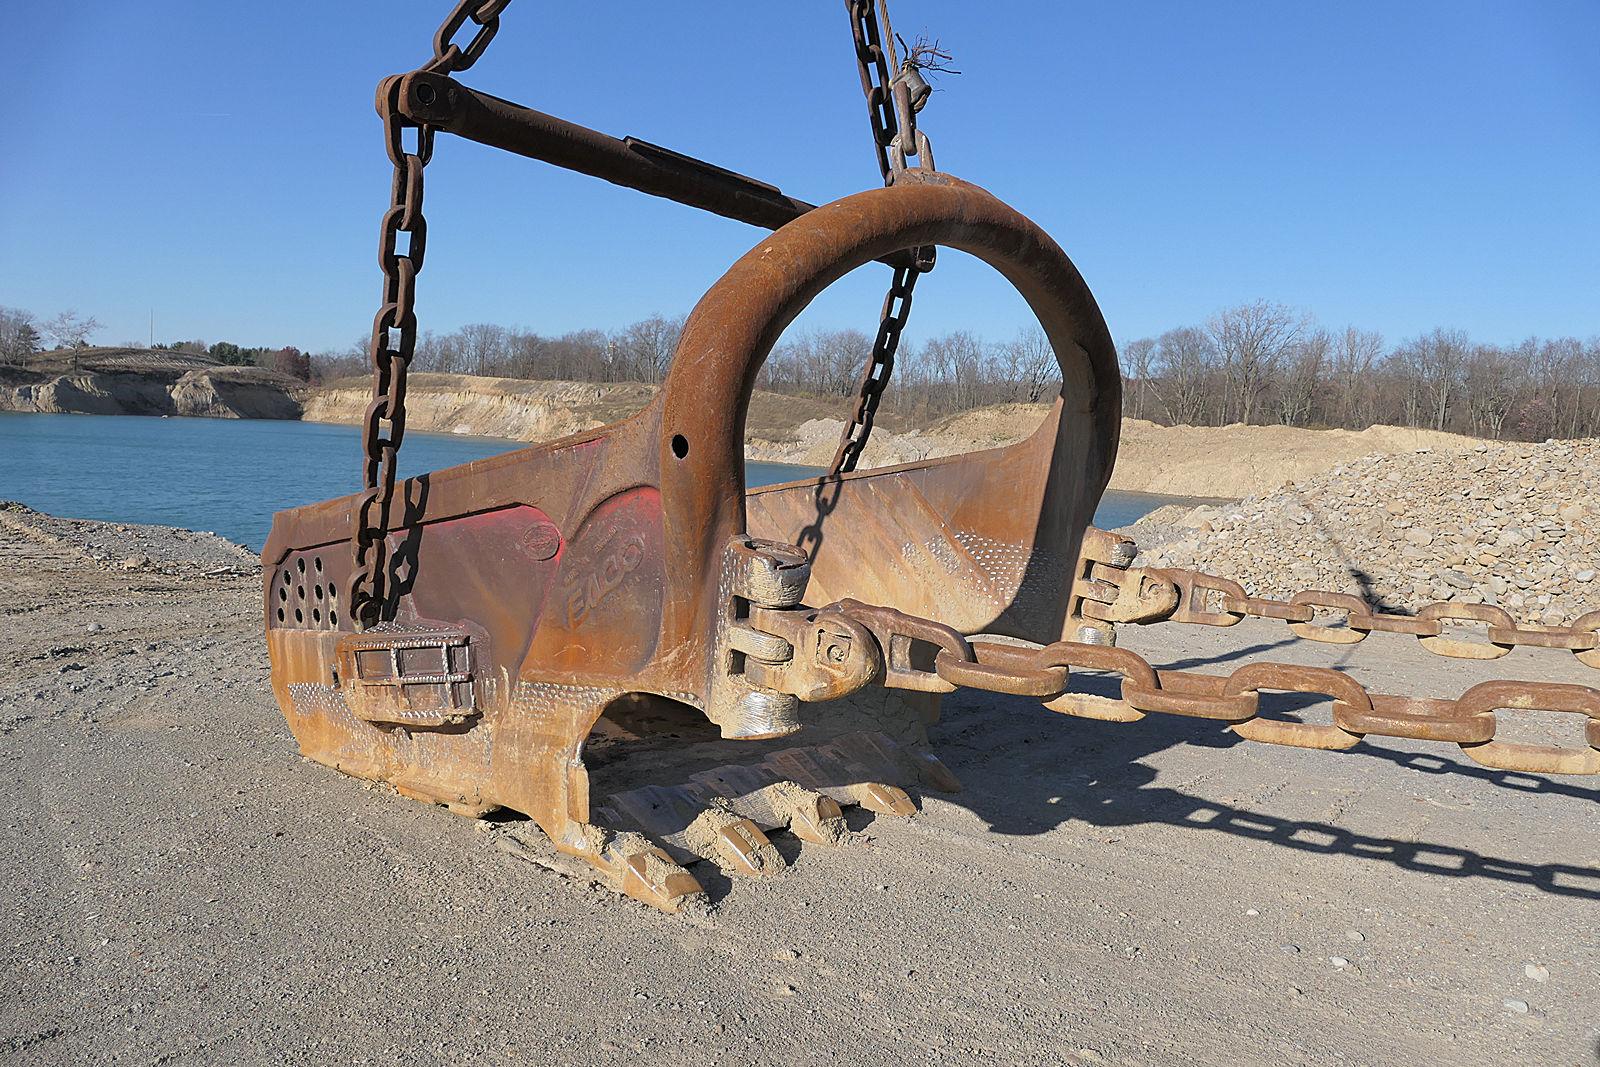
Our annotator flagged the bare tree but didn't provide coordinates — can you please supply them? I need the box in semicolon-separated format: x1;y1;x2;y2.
1395;327;1468;431
997;324;1059;404
1464;343;1522;439
922;330;990;411
1328;327;1384;428
1119;336;1157;419
310;341;368;381
1207;301;1304;424
1537;336;1590;439
42;309;102;350
277;307;1598;444
543;329;607;380
1275;329;1328;426
1151;326;1216;425
456;322;510;376
614;314;685;383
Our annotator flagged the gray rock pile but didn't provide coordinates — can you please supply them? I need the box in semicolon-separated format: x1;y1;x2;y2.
1129;438;1599;626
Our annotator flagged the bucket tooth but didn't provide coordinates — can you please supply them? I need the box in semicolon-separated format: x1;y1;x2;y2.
849;732;963;794
684;765;848;845
907;748;962;794
604;832;707;913
768;783;849;844
686;806;787;877
845;782;918;817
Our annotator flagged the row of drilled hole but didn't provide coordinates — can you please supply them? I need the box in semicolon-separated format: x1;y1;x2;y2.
275;554;337;628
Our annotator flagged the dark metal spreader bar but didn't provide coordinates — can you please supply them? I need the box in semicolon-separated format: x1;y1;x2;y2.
396;71;918;270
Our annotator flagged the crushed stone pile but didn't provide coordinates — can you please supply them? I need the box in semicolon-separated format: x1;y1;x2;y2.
1128;438;1599;627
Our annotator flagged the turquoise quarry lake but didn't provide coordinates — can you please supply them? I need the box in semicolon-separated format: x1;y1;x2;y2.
0;413;1187;551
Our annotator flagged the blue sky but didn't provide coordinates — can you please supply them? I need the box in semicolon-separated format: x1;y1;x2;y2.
3;1;1597;354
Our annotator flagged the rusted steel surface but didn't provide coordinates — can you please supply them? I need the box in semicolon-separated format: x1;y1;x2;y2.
265;175;1126;910
1147;567;1600;667
268;0;1600;915
905;634;1600;768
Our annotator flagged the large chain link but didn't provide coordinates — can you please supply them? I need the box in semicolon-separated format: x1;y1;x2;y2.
829;599;1600;776
830;0;938;478
847;0;900;184
1147;567;1600;667
350;0;513;629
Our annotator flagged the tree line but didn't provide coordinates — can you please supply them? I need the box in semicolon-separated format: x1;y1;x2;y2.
1119;301;1600;441
309;316;1062;423
0;307;101;360
0;306;312;380
6;300;1596;440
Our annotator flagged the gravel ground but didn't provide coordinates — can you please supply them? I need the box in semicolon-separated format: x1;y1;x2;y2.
1130;438;1599;626
3;506;1597;1066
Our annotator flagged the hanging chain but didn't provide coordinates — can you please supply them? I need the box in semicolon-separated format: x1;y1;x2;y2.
830;0;941;478
847;0;900;184
349;0;513;629
828;266;919;474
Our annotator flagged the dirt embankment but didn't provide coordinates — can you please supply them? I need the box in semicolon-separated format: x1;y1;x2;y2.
301;374;656;443
304;373;1488;498
0;348;303;420
1110;418;1479;497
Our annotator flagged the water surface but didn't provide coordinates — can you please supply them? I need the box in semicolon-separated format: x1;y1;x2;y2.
0;413;1198;550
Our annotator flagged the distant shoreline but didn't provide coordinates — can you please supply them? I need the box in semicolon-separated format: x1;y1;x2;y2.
5;353;1492;499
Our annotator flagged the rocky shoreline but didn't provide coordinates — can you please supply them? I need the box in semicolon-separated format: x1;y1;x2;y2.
0;350;302;420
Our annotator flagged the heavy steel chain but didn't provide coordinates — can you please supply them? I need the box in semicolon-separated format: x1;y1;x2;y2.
1145;567;1600;666
828;265;920;474
350;0;513;629
830;0;938;477
847;0;899;184
828;599;1600;777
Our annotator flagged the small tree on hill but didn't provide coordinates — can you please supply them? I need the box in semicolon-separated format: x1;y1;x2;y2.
43;310;102;351
271;346;312;381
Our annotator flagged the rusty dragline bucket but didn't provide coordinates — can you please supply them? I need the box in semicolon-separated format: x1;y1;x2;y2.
263;175;1158;911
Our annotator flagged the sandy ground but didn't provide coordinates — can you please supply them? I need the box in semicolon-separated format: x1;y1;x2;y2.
3;508;1597;1066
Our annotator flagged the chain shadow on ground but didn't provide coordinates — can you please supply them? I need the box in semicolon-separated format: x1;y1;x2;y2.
927;666;1600;903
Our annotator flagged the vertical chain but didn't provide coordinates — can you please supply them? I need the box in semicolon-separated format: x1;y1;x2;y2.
828;265;919;474
846;0;899;184
831;0;937;478
349;0;513;629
